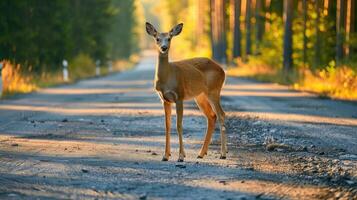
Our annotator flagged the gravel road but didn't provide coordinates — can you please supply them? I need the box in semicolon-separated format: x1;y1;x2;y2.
0;51;356;199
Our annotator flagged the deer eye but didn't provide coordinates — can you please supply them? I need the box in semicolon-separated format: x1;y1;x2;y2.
156;38;160;42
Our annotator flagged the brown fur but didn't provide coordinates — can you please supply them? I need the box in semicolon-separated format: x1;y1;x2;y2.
146;22;227;162
157;58;225;100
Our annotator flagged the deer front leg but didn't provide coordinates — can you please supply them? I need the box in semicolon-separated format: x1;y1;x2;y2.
162;101;171;161
176;100;186;162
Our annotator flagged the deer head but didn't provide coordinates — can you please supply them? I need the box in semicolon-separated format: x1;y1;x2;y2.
146;22;183;54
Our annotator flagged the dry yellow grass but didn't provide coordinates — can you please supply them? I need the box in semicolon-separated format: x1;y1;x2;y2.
294;66;357;100
227;58;278;77
228;62;357;101
1;61;37;96
1;55;139;98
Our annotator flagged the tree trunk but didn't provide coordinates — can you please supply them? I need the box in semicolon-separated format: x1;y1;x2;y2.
210;0;227;64
265;0;272;31
195;0;204;47
232;0;242;59
345;0;353;57
255;0;264;54
314;0;321;67
218;0;227;64
336;0;345;65
328;0;335;14
303;0;307;67
351;0;356;54
245;0;252;57
210;0;219;61
351;0;356;33
283;0;293;73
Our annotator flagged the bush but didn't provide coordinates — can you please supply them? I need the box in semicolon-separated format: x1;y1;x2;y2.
69;54;96;81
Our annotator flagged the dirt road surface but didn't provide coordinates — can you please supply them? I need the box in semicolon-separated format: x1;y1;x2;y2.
0;51;357;200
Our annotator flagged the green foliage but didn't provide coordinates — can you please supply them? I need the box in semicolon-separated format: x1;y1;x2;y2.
107;0;139;59
68;0;113;62
0;0;140;73
0;0;70;71
69;54;96;81
257;13;284;68
246;0;357;72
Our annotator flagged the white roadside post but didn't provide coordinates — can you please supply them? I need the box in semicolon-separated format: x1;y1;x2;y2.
108;60;113;73
0;62;3;98
62;59;69;82
96;60;101;76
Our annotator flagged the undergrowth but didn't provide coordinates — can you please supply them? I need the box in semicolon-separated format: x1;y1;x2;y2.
1;54;139;98
228;59;357;101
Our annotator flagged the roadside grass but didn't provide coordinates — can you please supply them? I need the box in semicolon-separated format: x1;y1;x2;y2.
1;63;38;96
227;59;357;101
1;54;139;98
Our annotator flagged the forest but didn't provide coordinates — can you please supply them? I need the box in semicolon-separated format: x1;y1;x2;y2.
152;0;357;100
0;0;356;99
0;1;356;199
0;0;142;95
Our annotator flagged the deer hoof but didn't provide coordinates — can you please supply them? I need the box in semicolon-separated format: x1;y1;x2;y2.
219;155;226;159
162;157;168;161
177;158;184;162
197;155;203;159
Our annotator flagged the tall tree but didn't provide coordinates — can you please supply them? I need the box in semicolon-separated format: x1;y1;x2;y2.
107;0;138;59
283;0;293;73
255;0;264;54
303;0;308;67
350;0;356;55
0;0;139;71
210;0;219;61
336;0;346;65
265;0;272;31
245;0;252;56
345;0;353;57
232;0;242;59
218;0;227;64
271;0;284;16
314;0;322;67
196;0;205;46
210;0;227;64
325;0;337;65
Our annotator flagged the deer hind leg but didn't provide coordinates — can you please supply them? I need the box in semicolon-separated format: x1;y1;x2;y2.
162;101;171;161
208;92;227;159
176;100;186;162
195;94;216;158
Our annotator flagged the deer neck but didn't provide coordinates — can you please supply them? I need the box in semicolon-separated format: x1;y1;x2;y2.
155;53;171;83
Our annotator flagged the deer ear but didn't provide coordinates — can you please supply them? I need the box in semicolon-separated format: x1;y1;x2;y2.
170;23;183;36
146;22;157;37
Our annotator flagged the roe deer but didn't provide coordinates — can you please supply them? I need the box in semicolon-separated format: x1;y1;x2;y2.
145;22;226;162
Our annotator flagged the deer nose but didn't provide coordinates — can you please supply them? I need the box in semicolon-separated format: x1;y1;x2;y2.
161;46;168;51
